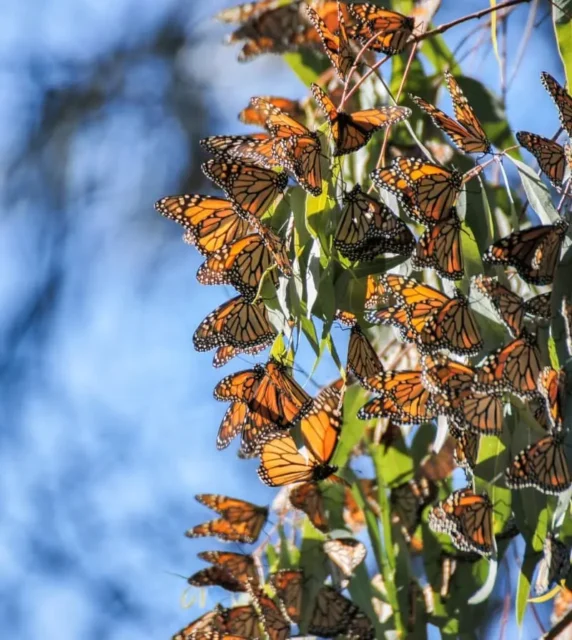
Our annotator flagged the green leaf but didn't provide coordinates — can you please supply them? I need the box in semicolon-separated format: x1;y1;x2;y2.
299;519;327;633
553;2;572;86
506;156;559;224
331;384;370;469
283;50;328;86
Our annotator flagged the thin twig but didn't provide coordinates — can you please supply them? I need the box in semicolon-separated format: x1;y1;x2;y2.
544;608;572;640
508;0;538;89
414;0;531;43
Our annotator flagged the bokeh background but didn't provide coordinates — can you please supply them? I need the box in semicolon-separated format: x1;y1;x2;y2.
0;1;566;638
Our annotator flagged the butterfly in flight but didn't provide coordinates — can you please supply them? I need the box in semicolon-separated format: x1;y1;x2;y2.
311;83;411;156
411;71;491;154
483;218;569;285
324;538;367;588
185;494;268;544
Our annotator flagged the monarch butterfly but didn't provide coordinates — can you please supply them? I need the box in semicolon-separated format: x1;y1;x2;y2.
214;359;313;454
428;488;494;557
334;309;357;327
541;71;572;138
239;95;304;127
309;586;374;639
306;3;354;81
197;550;260;589
483;218;569;285
324;538;367;582
417;289;483;356
412;207;464;280
422;355;503;434
196;233;279;301
419;438;457;482
411;71;491;154
172;605;227;640
270;570;303;624
193;295;276;355
202;159;288;219
372;157;463;226
506;433;571;495
335;184;415;261
200;132;278;169
347;3;414;54
516;131;568;188
390;477;437;542
154;194;251;256
534;533;571;596
250;96;322;195
538;366;566;433
257;381;344;486
364;273;388;310
185;494;268;544
473;329;542;399
223;604;264;638
247;587;291;640
359;370;437;424
289;481;329;532
311;83;411;156
187;565;248;593
524;292;552;319
347;323;384;385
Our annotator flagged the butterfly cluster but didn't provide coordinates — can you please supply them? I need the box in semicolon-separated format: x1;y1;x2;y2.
155;1;572;637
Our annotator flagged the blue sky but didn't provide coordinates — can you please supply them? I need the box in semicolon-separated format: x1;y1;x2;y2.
0;1;566;638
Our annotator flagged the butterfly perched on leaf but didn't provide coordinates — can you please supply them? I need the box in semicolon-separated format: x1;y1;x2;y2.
196;232;285;301
155;194;251;256
473;329;542;399
372;157;463;226
239;95;304;127
202;158;289;219
347;2;414;54
390;477;437;543
249;96;323;195
506;432;571;495
428;488;494;557
347;323;384;386
200;132;278;169
534;533;571;596
449;426;479;472
185;494;268;544
306;2;354;81
257;380;345;486
335;183;415;261
516;131;570;188
247;587;291;640
324;538;367;588
366;274;483;356
194;550;260;591
193;295;276;360
474;275;551;338
270;569;303;624
309;585;375;639
541;71;572;138
187;565;249;593
214;358;313;454
311;83;411;156
422;355;504;435
289;481;329;532
538;366;566;433
412;207;464;280
411;71;491;154
482;218;569;285
359;369;437;424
